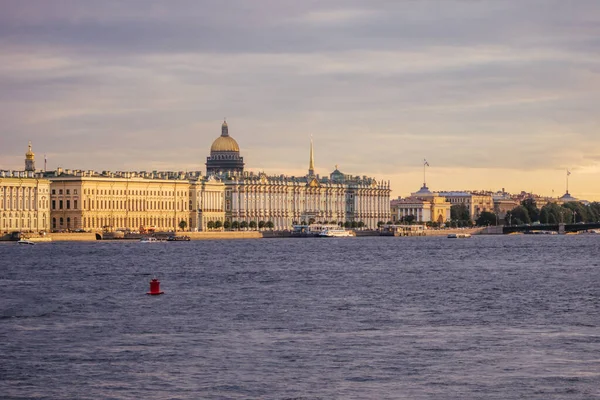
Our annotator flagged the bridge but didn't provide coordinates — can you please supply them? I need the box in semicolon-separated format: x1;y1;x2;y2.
503;222;600;234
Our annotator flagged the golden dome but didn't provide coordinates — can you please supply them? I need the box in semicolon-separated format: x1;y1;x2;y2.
25;141;35;160
210;136;240;152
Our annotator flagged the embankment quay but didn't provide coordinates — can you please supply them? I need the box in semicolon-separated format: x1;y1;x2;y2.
3;224;597;242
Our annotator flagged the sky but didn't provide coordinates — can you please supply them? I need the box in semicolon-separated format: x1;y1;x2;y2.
1;0;599;200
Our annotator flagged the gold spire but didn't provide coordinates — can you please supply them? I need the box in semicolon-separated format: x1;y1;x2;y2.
308;135;315;176
25;141;35;160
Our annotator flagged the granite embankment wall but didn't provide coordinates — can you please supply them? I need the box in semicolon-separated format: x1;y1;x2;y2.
50;233;98;241
425;228;484;236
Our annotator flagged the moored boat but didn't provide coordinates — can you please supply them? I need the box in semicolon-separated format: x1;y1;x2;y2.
318;228;355;237
447;233;472;239
17;239;35;245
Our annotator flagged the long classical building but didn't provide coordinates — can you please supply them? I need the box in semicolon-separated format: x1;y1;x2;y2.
206;121;391;230
0;143;51;233
4;123;390;233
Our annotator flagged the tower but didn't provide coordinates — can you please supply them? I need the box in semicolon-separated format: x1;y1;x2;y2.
308;136;315;177
25;141;35;172
206;120;244;176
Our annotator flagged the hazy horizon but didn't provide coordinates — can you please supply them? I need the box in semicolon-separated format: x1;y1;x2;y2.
1;1;599;200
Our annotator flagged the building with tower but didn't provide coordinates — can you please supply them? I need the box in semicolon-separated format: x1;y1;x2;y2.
204;121;391;230
0;142;50;234
205;120;244;176
25;141;35;172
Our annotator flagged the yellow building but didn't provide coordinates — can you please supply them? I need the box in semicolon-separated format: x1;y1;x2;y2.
189;175;225;231
0;172;51;233
48;169;191;232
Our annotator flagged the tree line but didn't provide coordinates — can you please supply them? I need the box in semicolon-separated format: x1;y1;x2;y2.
449;199;600;227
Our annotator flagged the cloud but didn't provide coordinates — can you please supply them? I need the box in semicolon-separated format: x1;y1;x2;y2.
1;0;600;199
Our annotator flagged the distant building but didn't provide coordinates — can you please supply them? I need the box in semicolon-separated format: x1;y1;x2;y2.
205;121;244;176
0;144;50;233
391;184;451;224
205;122;391;229
438;191;494;219
46;169;191;232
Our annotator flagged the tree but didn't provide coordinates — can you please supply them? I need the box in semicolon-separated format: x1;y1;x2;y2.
344;221;351;228
223;220;231;230
403;215;416;224
386;221;393;225
377;221;384;228
249;221;257;230
308;218;316;225
450;204;470;222
178;220;187;231
266;221;274;229
207;220;215;230
351;221;358;228
357;221;365;229
521;198;540;222
231;221;240;230
300;220;307;225
510;205;531;225
476;211;497;226
240;221;248;229
214;220;223;229
258;221;265;229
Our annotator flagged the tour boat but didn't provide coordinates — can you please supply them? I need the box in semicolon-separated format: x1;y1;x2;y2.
318;228;355;237
447;233;472;239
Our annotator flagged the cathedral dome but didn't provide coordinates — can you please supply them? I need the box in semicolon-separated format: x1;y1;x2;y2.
210;120;240;152
210;136;240;152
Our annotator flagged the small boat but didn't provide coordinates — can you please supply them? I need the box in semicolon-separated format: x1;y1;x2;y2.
447;233;472;239
167;235;191;241
17;239;35;245
318;228;355;237
140;237;160;243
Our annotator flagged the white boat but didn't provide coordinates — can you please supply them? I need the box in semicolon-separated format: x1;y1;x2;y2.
17;239;35;245
447;233;472;239
140;237;160;243
318;228;354;237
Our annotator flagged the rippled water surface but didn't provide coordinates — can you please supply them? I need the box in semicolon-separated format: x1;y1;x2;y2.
1;235;599;399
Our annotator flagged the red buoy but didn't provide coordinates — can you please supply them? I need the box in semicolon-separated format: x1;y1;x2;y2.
146;278;164;295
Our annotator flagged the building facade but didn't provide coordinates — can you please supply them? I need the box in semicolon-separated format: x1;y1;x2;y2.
0;144;50;233
391;185;451;224
206;126;391;230
47;169;191;232
438;191;494;219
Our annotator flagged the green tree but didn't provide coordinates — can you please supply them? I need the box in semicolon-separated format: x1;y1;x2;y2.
377;221;384;228
450;204;470;222
231;221;240;230
521;198;540;222
476;211;497;226
300;220;307;225
249;221;257;230
308;218;316;225
510;205;531;225
223;220;231;230
357;221;365;228
351;221;358;228
258;221;265;229
214;220;223;229
207;220;215;230
266;221;274;229
240;221;248;229
344;221;351;228
403;215;416;224
178;220;187;231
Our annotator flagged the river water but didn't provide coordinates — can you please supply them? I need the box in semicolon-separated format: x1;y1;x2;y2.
1;235;599;399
